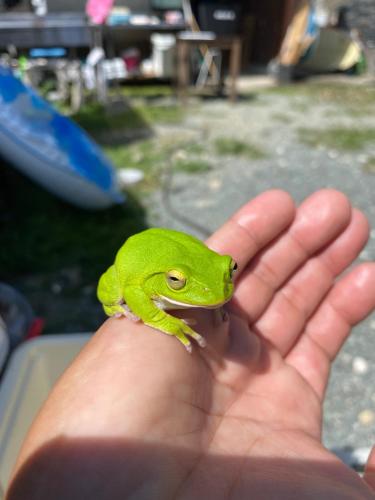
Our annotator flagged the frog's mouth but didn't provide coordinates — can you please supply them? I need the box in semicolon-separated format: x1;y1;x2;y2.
155;295;231;311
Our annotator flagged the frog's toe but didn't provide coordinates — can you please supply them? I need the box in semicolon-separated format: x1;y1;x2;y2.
104;304;126;318
122;304;140;322
184;342;193;354
195;335;207;348
184;327;206;348
181;318;197;326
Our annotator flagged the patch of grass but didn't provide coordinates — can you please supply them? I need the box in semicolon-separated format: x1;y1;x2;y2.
265;82;375;116
214;137;266;159
174;159;211;173
72;102;145;132
298;126;375;150
272;112;293;123
293;101;309;113
108;83;173;99
105;138;173;172
105;139;211;187
105;139;177;191
38;78;57;98
362;157;375;174
0;166;147;282
266;82;375;104
138;104;183;124
183;142;205;155
105;140;161;172
72;101;183;134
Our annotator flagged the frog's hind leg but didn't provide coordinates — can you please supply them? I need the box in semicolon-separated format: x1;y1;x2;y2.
121;303;140;322
98;265;139;321
102;303;122;318
103;303;140;321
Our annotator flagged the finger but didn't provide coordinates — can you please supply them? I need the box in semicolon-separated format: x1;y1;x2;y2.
253;208;370;355
233;189;352;322
286;263;375;399
319;208;370;275
364;446;375;491
305;262;375;359
206;190;295;273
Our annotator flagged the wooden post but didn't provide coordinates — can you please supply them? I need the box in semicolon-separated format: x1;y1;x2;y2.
229;37;241;103
177;40;189;105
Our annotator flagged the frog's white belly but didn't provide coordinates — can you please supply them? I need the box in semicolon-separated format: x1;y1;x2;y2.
153;295;228;310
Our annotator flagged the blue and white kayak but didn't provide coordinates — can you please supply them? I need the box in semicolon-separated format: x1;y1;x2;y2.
0;65;124;209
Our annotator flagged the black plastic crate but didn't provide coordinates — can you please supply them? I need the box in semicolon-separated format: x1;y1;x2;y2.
198;2;241;36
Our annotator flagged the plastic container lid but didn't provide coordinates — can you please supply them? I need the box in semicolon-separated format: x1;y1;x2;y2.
0;334;91;494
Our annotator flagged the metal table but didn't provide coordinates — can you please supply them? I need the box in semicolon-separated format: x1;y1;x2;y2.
0;13;95;50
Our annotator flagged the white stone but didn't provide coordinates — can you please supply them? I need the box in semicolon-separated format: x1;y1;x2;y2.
194;199;213;208
328;150;339;159
352;356;369;375
208;178;222;191
358;154;369;164
358;409;375;425
351;447;371;465
117;168;144;187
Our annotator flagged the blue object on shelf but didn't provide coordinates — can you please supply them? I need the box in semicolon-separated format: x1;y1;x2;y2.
0;65;124;209
29;47;67;58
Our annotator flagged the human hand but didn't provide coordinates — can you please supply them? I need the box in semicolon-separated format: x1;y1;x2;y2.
8;190;375;500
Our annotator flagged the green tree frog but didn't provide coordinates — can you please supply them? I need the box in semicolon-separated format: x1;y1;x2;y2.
97;228;237;352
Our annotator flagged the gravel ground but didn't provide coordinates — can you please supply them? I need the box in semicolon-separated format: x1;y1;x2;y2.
144;80;375;462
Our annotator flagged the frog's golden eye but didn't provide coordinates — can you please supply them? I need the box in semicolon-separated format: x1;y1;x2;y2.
230;259;238;278
166;270;186;290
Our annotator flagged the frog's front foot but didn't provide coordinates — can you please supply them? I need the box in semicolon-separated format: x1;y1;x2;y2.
180;320;206;348
178;324;207;351
181;331;206;352
147;314;207;353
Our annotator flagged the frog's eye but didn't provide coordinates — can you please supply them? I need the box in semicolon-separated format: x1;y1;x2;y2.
166;270;186;290
230;259;238;279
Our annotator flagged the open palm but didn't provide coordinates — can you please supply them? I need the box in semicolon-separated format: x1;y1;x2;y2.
8;190;375;500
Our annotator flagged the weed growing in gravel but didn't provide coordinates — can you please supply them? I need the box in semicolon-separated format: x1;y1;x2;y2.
266;83;375;117
298;126;375;151
362;157;375;174
174;159;211;173
214;138;265;159
272;113;293;124
105;138;210;188
105;140;161;171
